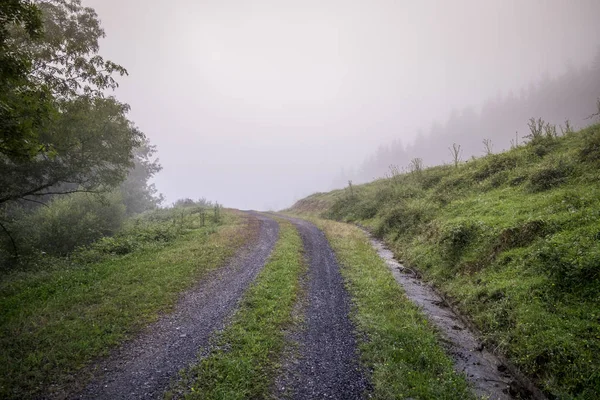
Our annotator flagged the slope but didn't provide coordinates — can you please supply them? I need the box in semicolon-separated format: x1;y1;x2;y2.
289;123;600;399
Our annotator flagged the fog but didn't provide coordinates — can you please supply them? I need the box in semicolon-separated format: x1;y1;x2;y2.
84;0;600;210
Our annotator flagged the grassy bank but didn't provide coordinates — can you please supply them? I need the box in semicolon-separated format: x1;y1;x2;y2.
291;123;600;399
170;219;304;400
317;219;472;399
0;209;251;399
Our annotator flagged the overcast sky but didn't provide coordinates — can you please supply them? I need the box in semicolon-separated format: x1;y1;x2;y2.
84;0;600;210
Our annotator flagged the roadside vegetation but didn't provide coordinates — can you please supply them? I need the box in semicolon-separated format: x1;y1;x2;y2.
169;219;305;400
0;206;249;399
317;219;473;399
290;119;600;399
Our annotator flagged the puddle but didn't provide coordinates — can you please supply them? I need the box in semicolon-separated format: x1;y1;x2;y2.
367;234;546;400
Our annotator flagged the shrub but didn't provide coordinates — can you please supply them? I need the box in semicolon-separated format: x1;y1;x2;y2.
487;170;510;188
528;159;573;192
492;219;548;256
15;192;125;256
578;124;600;164
375;200;436;237
533;228;600;292
420;166;452;189
473;153;518;181
439;220;480;261
326;196;360;221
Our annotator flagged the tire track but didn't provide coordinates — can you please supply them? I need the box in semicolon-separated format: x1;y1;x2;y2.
275;216;369;400
71;212;279;400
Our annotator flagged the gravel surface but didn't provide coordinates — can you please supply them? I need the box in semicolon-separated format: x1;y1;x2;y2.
367;232;546;400
276;216;369;400
71;212;279;400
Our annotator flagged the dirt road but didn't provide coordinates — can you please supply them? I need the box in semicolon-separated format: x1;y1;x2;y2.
73;212;279;400
275;216;369;400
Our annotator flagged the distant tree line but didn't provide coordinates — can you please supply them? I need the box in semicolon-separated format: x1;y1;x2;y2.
344;49;600;184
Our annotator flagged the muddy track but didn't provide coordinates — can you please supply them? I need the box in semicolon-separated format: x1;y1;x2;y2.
367;233;547;400
69;212;279;400
276;215;369;400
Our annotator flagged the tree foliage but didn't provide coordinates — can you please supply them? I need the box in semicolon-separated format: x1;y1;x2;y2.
1;96;144;204
26;0;127;98
0;0;146;206
0;1;162;264
120;138;164;215
0;0;49;161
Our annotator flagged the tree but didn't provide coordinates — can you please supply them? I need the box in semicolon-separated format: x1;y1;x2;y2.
0;95;144;205
27;0;127;98
0;1;43;85
120;138;164;215
1;0;140;206
1;0;128;161
0;0;50;161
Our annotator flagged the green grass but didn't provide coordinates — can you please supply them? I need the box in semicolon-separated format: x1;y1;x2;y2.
317;219;473;400
170;219;305;400
0;210;251;399
290;123;600;399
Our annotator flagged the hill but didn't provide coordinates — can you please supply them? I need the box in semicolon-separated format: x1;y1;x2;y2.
289;121;600;399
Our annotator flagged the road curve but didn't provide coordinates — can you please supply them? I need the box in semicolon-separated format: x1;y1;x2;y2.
72;212;279;400
276;215;369;400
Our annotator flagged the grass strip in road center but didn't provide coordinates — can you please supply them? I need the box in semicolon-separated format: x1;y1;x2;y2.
317;219;473;400
170;219;305;400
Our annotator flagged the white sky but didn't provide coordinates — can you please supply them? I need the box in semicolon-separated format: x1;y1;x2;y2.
84;0;600;209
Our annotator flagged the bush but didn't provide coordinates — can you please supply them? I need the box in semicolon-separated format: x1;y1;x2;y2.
439;220;480;261
12;192;126;257
579;124;600;164
492;219;548;255
473;153;518;181
420;166;452;189
528;159;573;192
533;228;600;292
375;200;436;237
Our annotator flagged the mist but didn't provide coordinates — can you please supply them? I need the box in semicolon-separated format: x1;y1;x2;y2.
84;0;600;210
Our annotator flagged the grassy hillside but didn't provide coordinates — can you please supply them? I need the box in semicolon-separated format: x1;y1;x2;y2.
290;123;600;399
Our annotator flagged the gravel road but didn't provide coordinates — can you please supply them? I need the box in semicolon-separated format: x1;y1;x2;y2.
276;216;369;400
71;212;279;400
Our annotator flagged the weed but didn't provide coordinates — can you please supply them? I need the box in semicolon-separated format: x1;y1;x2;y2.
482;138;494;155
448;143;463;167
409;157;424;174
